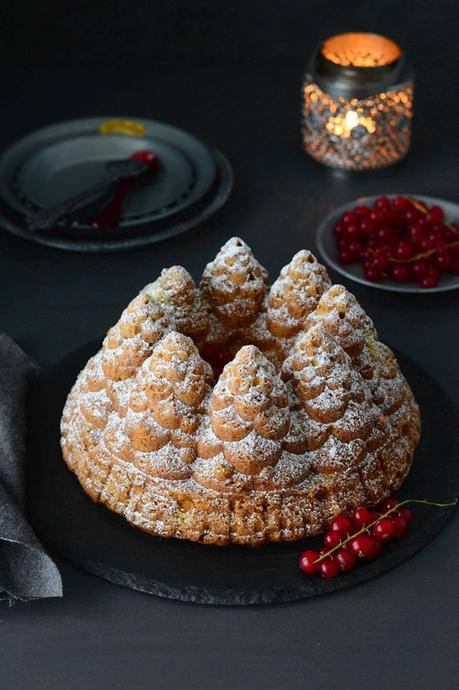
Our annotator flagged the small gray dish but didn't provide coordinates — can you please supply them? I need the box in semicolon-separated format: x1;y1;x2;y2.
316;194;459;294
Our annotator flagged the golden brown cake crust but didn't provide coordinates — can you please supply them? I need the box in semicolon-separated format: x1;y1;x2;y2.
61;239;421;545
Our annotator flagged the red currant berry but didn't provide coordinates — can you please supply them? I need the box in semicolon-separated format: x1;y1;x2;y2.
393;196;410;211
360;247;372;262
359;219;374;237
451;259;459;274
397;507;412;524
431;223;446;239
335;549;357;572
200;343;217;364
355;205;369;217
216;348;233;367
419;237;434;252
435;252;451;270
446;228;459;242
427;231;443;246
426;206;444;225
395;240;414;260
391;516;408;539
412;260;429;279
373;517;396;542
320;559;339;579
377;225;394;242
299;550;321;574
375;196;390;210
381;209;396;226
372;255;388;273
324;531;342;549
369;210;384;226
369;539;382;559
216;348;230;361
342;211;356;226
408;223;425;246
346;224;361;240
340;540;353;552
348;240;362;258
349;534;380;559
405;208;421;224
330;515;354;536
353;507;376;527
435;239;448;254
364;266;382;283
420;271;439;288
391;264;409;283
379;498;399;513
333;223;346;237
339;249;354;265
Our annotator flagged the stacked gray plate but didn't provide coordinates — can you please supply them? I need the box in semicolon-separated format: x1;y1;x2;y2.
0;117;233;252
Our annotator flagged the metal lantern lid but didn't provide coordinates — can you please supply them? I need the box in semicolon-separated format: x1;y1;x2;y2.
309;32;413;98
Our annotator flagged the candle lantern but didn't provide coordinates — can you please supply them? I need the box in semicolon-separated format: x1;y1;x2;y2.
302;33;413;171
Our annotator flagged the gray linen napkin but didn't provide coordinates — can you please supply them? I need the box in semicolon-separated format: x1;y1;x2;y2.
0;333;62;601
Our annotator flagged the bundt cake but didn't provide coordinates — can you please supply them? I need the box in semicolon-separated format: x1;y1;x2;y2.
61;238;421;545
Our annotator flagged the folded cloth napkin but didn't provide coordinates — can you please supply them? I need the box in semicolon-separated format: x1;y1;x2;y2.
0;333;62;601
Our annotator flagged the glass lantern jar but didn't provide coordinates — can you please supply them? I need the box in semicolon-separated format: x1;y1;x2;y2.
302;33;414;171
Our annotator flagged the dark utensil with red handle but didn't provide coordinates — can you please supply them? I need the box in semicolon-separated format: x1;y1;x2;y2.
26;150;157;232
91;151;157;229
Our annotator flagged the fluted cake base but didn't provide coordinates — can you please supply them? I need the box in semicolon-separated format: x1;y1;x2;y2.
28;341;457;604
62;379;419;545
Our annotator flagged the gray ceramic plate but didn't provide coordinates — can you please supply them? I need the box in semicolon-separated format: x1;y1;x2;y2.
15;135;194;225
316;194;459;294
0;117;216;224
0;117;233;252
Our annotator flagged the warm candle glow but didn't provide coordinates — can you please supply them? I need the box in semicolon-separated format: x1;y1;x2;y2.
302;82;413;170
344;111;359;129
321;33;401;68
325;109;376;139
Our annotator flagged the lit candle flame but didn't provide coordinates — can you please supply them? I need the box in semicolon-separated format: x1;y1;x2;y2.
344;111;359;130
325;109;376;138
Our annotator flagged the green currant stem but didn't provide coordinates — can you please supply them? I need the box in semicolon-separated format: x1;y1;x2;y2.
409;198;459;236
313;497;458;564
368;240;459;265
388;241;459;264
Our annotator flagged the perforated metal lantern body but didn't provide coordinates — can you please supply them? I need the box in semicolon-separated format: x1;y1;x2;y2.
302;33;414;171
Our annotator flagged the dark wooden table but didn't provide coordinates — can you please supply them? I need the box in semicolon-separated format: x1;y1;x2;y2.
1;2;458;688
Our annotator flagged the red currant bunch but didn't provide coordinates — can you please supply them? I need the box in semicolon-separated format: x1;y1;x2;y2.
298;497;413;579
333;196;459;288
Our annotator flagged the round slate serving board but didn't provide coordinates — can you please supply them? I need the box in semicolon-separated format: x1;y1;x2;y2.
0;118;233;252
26;341;458;605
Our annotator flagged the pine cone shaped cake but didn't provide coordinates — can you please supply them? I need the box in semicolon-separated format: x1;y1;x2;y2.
61;238;421;545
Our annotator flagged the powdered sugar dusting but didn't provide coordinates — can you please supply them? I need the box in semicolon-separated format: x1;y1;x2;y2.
60;238;421;545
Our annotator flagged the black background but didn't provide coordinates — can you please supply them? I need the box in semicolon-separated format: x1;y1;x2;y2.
1;1;458;689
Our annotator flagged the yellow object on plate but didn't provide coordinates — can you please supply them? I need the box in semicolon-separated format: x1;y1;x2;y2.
98;119;146;137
